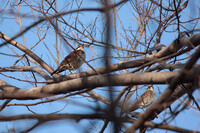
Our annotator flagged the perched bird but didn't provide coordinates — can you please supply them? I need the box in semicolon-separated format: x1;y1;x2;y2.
51;44;85;75
126;86;155;112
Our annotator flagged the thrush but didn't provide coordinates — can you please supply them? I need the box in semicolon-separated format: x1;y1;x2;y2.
128;86;155;112
123;86;155;113
51;44;85;75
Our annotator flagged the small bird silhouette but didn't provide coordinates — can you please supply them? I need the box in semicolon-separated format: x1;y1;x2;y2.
124;86;155;113
51;44;85;75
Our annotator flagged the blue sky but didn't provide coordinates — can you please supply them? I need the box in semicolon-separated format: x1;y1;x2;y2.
0;0;200;132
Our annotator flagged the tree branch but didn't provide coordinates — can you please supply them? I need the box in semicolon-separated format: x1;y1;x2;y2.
0;66;51;80
0;68;199;99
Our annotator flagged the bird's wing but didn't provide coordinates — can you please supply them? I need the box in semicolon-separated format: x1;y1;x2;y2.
60;50;84;66
51;50;84;75
51;52;75;75
60;52;75;65
129;91;149;112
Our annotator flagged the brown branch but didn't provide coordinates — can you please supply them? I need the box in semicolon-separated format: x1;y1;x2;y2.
0;99;12;112
0;79;52;99
22;120;44;133
0;66;51;80
0;113;106;122
1;68;199;100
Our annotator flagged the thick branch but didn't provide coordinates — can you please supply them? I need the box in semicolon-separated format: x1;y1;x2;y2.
1;69;199;100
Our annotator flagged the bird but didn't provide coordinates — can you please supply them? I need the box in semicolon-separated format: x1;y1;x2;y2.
124;86;155;113
51;44;85;75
